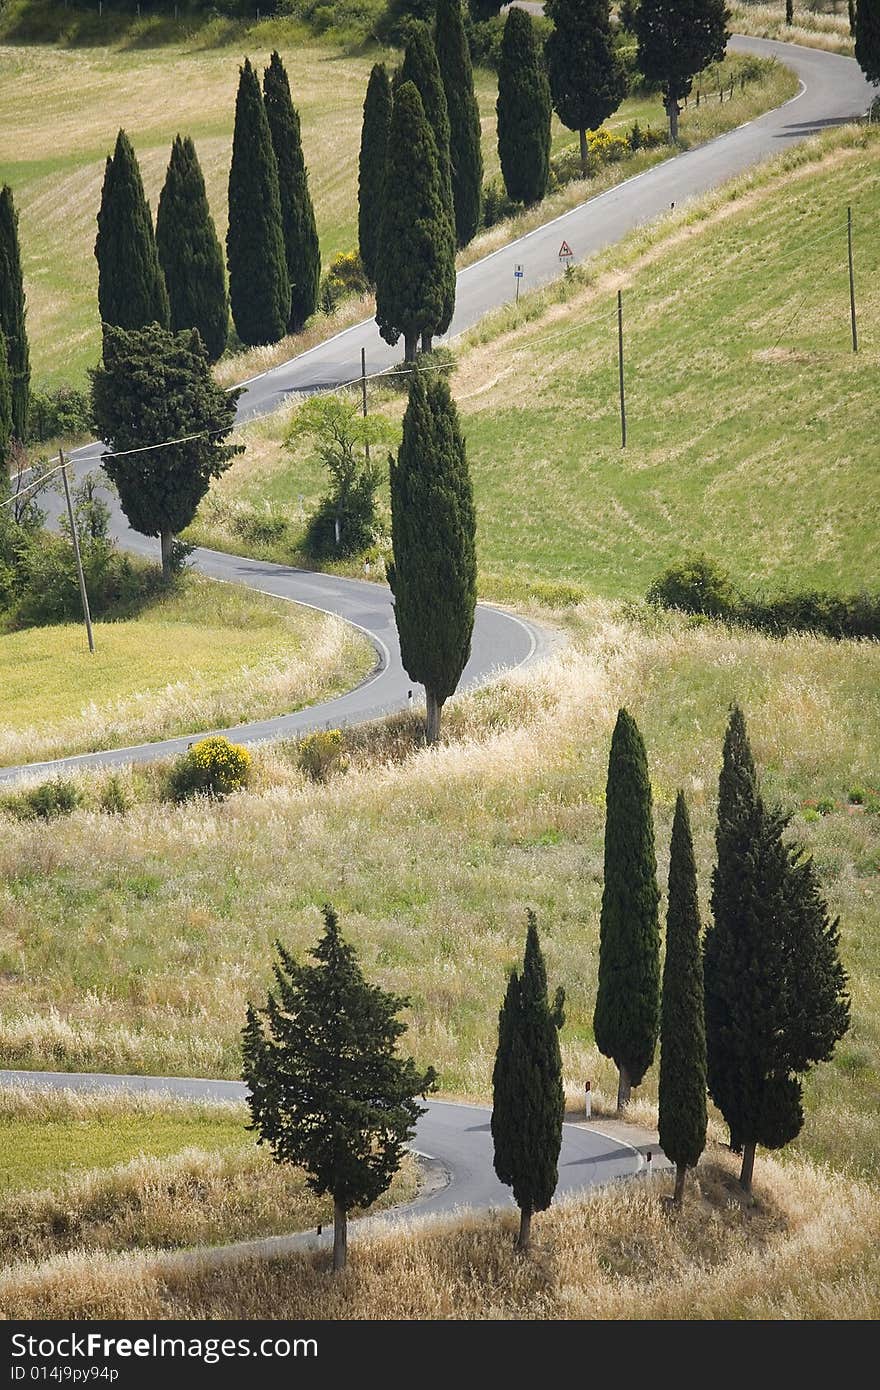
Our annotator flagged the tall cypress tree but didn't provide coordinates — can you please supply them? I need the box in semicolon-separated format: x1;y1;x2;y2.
358;64;392;284
435;0;483;247
95;129;169;337
156;136;228;364
0;331;12;471
705;707;850;1192
263;51;321;333
593;708;661;1112
400;22;456;331
227;58;290;348
375;82;457;362
491;913;565;1252
388;369;476;743
658;791;707;1208
855;0;880;83
635;0;729;141
496;7;553;206
0;185;30;442
545;0;627;177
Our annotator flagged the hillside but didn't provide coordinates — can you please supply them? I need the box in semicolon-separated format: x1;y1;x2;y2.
190;124;880;604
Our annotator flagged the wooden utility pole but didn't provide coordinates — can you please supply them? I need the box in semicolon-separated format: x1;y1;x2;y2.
617;290;627;449
361;347;370;464
60;450;95;654
847;206;858;353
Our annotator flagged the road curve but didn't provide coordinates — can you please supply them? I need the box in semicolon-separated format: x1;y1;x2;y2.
0;1070;644;1227
3;36;869;786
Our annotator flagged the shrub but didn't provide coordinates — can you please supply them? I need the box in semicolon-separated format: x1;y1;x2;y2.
646;555;737;619
802;808;821;824
817;797;836;817
28;386;92;443
480;176;518;228
1;779;82;822
99;774;131;816
318;249;371;314
848;786;867;806
297;729;349;783
165;736;251;802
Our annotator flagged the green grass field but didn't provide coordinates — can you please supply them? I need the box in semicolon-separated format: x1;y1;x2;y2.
192;125;880;606
0;573;372;764
0;21;793;391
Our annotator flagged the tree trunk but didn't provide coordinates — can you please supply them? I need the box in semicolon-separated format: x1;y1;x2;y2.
786;0;793;25
425;689;443;745
332;1198;348;1271
515;1205;532;1252
403;330;418;363
160;529;174;581
420;330;433;354
849;0;855;37
739;1142;757;1194
616;1063;632;1113
673;1163;687;1209
666;97;680;144
579;127;588;177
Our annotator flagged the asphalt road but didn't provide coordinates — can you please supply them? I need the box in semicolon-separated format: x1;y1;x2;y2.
3;35;869;788
0;1070;643;1226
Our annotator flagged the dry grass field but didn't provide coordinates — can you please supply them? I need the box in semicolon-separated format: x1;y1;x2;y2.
2;1147;876;1319
730;0;854;53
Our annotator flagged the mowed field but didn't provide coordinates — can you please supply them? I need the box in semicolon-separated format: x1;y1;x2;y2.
190;124;880;603
0;21;794;390
0;574;372;764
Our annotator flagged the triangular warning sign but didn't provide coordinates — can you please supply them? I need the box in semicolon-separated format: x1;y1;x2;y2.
559;240;573;257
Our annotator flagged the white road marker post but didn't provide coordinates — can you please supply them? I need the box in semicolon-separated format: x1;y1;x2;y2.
585;1079;592;1120
514;263;524;304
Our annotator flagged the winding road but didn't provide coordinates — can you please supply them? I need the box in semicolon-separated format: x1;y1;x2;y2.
0;1069;648;1239
3;35;870;787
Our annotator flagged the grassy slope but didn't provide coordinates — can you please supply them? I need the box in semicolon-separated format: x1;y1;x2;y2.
0;22;792;390
3;1149;878;1319
730;1;854;55
0;573;372;764
0;605;876;1179
0;1088;417;1266
197;126;880;604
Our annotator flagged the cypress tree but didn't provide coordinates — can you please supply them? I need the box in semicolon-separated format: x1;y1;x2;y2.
435;0;483;247
95;129;169;336
593;708;661;1112
635;0;729;141
469;0;502;17
856;0;880;83
156;136;228;364
496;8;553;206
91;323;241;578
263;51;321;333
0;331;12;471
375;82;457;361
358;64;392;284
0;185;30;442
400;22;456;345
658;791;707;1208
705;707;850;1192
388;369;476;743
242;906;436;1272
545;0;627;177
227;58;290;348
491;912;565;1252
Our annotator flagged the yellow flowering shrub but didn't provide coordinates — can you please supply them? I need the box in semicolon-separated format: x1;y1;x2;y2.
166;735;251;802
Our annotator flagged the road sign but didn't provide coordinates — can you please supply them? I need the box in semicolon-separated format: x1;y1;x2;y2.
558;239;574;262
514;264;524;278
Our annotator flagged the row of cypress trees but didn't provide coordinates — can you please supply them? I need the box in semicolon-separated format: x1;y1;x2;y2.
595;704;849;1197
94;52;319;361
488;703;849;1252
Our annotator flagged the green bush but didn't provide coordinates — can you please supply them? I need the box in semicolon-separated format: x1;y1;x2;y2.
165;736;251;802
297;728;349;782
27;386;92;443
817;797;836;817
99;773;131;815
318;249;371;314
648;556;880;641
646;555;737;619
1;778;82;821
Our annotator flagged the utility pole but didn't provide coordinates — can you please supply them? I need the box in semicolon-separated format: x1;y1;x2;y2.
617;289;627;449
361;347;370;465
60;450;95;654
847;206;858;354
